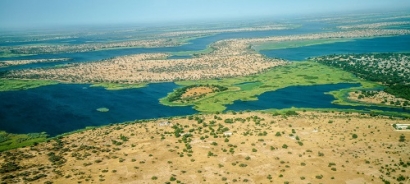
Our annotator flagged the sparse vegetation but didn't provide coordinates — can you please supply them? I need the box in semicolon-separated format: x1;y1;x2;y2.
0;110;407;183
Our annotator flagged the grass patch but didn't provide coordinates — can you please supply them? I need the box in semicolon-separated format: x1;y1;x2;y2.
0;131;48;151
0;79;58;92
235;81;262;90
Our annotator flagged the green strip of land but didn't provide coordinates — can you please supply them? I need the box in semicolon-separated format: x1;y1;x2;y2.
0;79;58;91
90;82;147;90
161;61;379;112
0;131;48;151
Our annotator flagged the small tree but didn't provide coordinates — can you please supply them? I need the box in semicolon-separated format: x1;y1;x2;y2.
399;134;405;142
352;134;358;139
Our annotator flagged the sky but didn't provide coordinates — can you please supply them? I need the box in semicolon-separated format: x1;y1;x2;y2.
0;0;409;29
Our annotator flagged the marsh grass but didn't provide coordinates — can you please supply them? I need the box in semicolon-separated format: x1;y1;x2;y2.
0;131;48;151
162;62;372;112
0;79;58;91
90;83;147;90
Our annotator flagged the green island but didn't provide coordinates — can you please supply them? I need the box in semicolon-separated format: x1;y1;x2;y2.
96;107;109;112
0;79;58;92
164;84;228;103
89;82;147;90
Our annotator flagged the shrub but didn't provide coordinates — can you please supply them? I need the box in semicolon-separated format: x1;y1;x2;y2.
352;134;358;139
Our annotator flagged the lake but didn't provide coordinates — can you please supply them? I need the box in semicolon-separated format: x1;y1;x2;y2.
0;82;408;136
226;83;410;113
0;83;196;136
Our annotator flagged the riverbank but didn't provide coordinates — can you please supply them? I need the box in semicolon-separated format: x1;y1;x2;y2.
1;110;408;183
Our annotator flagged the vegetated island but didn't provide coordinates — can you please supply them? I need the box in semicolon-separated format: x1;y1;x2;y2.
96;107;109;113
0;110;408;183
165;84;228;103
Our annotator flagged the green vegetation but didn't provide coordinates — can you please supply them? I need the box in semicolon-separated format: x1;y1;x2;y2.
0;79;145;92
96;107;109;112
0;131;48;151
161;61;373;112
314;53;410;100
253;38;354;51
90;82;146;90
161;84;229;105
0;79;58;92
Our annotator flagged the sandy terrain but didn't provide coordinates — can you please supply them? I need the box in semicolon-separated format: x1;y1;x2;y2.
181;87;214;99
6;52;286;84
0;58;70;67
1;111;408;184
349;91;410;107
337;21;410;29
0;38;184;55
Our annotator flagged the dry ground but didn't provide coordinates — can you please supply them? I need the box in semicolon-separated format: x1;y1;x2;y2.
181;87;214;99
349;91;410;107
1;111;409;184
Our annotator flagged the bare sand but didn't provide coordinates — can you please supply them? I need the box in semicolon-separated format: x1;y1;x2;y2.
181;86;214;99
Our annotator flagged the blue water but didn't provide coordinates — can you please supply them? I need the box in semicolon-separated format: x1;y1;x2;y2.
0;83;408;136
226;83;410;113
168;55;192;59
0;83;196;136
261;35;410;61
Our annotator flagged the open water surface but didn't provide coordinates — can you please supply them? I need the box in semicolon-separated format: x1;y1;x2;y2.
261;35;410;61
0;83;196;136
0;83;408;136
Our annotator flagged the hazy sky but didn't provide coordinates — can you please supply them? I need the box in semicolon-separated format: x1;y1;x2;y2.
1;0;409;29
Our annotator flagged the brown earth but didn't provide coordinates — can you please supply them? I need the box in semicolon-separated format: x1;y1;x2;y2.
349;91;410;107
0;111;408;184
181;87;214;99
